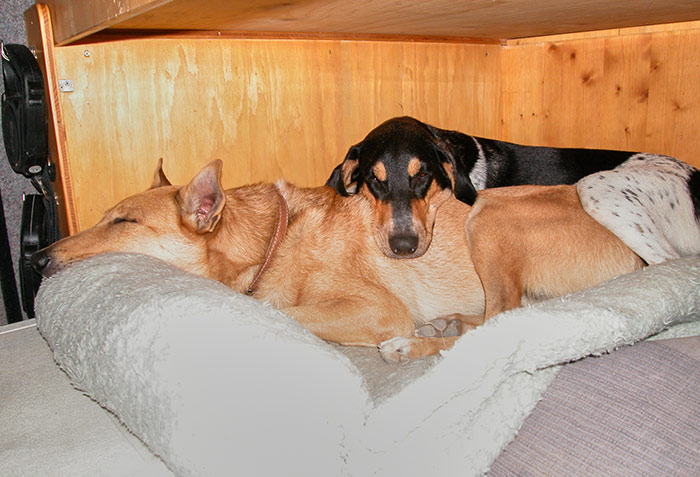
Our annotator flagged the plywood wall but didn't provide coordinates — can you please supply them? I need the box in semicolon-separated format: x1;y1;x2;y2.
53;38;501;230
44;20;700;232
500;23;700;166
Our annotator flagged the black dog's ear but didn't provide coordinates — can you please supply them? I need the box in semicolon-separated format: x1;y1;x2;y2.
451;167;479;205
432;145;479;205
326;145;361;196
426;125;479;205
326;163;350;195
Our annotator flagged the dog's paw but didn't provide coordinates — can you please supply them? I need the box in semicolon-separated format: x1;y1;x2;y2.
379;337;414;364
415;317;462;338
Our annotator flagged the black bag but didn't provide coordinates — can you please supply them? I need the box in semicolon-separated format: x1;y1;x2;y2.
2;42;59;319
2;42;48;177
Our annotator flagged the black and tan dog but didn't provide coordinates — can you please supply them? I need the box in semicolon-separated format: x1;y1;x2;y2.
327;116;700;264
32;160;642;362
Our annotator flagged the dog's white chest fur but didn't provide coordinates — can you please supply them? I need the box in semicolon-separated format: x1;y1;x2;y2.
375;254;485;325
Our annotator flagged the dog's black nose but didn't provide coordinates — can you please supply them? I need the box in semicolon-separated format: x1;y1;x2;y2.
31;251;51;274
389;234;419;256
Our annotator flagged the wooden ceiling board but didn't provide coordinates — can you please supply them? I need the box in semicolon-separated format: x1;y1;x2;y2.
44;0;700;45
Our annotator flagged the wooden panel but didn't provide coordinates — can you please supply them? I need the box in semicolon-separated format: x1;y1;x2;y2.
25;4;77;236
53;38;501;230
500;26;700;168
44;0;700;45
43;0;168;46
646;30;700;160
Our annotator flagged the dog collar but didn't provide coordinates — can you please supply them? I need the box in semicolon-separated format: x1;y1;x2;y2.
246;186;289;295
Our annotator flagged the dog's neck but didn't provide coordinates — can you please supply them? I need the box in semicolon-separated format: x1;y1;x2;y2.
202;183;291;294
245;185;289;295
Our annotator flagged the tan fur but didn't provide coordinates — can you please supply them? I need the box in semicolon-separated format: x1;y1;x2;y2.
407;157;422;177
467;185;645;320
372;162;387;181
36;162;643;363
362;179;454;259
340;158;359;194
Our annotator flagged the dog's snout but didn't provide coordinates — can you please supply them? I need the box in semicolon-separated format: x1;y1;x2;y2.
31;251;51;275
389;234;419;256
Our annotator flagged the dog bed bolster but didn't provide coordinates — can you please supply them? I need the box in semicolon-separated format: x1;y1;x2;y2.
34;253;700;476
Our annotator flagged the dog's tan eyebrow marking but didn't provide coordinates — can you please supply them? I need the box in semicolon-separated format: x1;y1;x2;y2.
408;157;422;177
373;162;387;181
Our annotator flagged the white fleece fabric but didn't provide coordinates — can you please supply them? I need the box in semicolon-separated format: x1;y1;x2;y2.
35;253;700;476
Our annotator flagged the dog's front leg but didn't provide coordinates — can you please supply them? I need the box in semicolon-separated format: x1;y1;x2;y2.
415;313;484;338
378;336;460;363
281;296;415;348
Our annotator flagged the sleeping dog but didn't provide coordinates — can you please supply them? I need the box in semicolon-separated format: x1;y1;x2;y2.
327;116;700;264
31;160;641;362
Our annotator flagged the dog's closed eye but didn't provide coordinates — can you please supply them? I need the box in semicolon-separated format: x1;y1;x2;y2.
367;174;389;195
367;173;386;187
410;171;432;191
112;217;137;225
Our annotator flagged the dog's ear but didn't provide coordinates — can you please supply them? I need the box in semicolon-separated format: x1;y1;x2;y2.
451;168;479;205
326;146;360;196
426;126;479;205
436;149;478;205
151;158;172;188
177;159;226;234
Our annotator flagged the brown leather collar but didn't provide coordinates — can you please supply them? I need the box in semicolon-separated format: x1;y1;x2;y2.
246;186;289;295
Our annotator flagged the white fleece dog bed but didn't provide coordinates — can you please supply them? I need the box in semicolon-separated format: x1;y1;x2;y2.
35;253;700;476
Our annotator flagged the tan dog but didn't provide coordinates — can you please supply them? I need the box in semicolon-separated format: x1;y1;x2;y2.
32;160;643;362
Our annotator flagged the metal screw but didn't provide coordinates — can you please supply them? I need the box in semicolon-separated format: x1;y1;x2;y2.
84;50;90;57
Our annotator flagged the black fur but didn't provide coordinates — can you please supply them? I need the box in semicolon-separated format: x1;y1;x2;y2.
327;116;635;206
327;117;454;200
688;168;700;223
475;140;633;188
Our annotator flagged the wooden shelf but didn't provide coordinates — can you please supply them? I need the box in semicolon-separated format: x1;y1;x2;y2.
44;0;700;46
